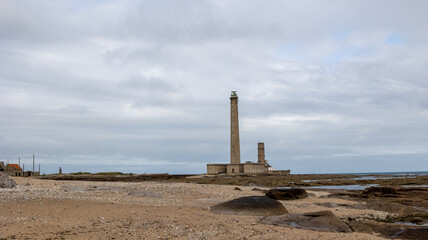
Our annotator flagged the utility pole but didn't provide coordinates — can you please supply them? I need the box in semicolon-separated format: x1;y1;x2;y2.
19;157;20;166
32;154;35;172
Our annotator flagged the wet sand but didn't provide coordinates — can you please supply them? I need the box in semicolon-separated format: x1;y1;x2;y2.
0;177;392;240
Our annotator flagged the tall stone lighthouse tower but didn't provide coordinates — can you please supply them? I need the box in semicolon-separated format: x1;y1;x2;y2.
230;90;241;164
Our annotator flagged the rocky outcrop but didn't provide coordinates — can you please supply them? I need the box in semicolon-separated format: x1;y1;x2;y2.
346;218;428;239
362;186;398;197
265;188;308;200
0;172;16;188
211;196;288;216
260;210;352;233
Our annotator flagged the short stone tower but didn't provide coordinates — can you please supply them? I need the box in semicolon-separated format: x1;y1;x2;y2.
258;142;265;164
230;90;241;164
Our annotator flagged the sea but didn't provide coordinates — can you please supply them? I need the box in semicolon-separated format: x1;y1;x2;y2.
335;171;428;176
296;171;428;190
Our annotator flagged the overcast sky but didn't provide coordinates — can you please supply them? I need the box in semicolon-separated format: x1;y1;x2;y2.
1;0;428;174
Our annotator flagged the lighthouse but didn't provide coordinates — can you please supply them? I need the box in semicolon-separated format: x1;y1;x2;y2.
206;90;288;175
230;90;241;165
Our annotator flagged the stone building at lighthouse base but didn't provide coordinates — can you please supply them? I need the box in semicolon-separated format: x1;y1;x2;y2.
207;141;289;175
207;161;268;175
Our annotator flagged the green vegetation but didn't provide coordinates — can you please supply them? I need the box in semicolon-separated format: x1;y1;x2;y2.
67;172;130;175
94;172;128;175
69;172;91;175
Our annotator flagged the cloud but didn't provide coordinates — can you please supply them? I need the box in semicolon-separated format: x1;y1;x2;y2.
1;0;428;174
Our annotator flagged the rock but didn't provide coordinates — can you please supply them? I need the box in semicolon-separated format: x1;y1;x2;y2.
260;210;352;233
244;182;258;187
409;217;424;224
362;186;398;197
315;202;339;208
128;190;162;198
0;172;16;188
233;187;242;191
210;196;288;216
61;185;88;192
347;215;428;239
391;228;428;239
22;182;30;186
265;188;308;200
413;206;428;212
251;188;264;192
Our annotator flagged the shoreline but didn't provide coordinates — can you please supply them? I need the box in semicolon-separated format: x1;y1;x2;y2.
37;172;428;189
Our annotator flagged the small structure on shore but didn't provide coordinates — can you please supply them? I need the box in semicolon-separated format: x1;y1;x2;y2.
0;155;40;177
4;163;23;177
207;91;290;175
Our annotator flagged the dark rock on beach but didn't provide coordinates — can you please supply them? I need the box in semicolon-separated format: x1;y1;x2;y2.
409;217;424;224
329;186;428;239
260;210;352;233
210;196;288;216
361;186;399;197
315;202;349;208
392;228;428;240
265;188;308;200
345;219;428;240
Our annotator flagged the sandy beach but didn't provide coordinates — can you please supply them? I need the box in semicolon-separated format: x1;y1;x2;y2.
0;177;394;240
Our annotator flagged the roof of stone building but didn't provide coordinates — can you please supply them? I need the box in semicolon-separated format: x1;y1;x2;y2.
7;164;22;170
